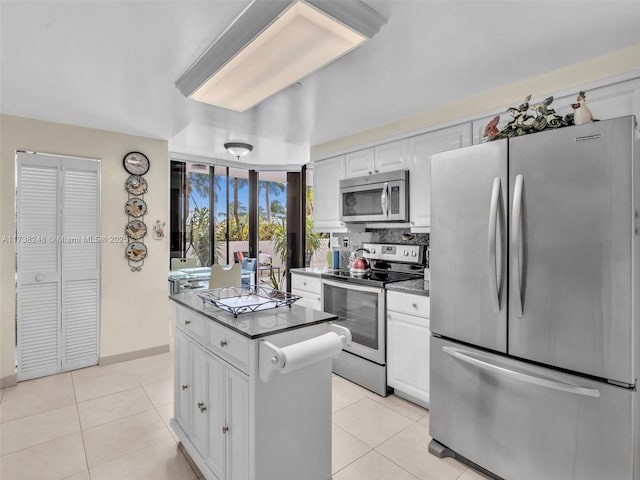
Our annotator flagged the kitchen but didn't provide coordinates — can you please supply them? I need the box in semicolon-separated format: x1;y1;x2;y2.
1;1;640;480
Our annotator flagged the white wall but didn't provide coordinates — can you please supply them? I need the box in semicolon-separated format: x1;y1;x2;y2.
0;114;170;385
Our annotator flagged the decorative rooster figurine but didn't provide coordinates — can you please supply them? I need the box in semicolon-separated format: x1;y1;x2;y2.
571;91;594;125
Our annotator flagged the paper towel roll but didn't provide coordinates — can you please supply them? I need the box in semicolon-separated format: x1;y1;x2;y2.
279;332;344;374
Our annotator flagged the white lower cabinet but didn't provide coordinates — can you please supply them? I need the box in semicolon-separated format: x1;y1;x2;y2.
290;273;322;311
174;324;249;480
386;291;430;407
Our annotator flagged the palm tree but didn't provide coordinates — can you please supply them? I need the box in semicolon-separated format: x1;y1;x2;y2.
259;180;285;223
232;175;249;225
270;199;286;219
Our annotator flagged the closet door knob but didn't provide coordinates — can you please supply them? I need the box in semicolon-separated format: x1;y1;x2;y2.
222;426;229;434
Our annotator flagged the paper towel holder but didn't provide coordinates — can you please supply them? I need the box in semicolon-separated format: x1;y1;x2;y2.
259;324;351;382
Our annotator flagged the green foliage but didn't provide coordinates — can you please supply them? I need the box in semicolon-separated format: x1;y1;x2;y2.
270;218;288;266
188;206;212;266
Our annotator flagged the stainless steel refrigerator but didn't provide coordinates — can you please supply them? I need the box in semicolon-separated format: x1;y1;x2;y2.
429;115;640;480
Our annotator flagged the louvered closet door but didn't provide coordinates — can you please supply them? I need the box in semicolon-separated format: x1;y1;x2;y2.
17;153;63;380
61;159;100;371
16;152;100;380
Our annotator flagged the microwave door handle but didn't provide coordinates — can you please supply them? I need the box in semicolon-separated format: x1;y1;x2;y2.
380;182;389;217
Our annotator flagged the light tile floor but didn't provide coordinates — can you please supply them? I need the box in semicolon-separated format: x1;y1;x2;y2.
0;353;490;480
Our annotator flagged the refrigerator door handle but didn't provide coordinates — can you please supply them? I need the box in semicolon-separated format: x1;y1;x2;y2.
442;346;601;398
512;174;524;318
488;177;504;313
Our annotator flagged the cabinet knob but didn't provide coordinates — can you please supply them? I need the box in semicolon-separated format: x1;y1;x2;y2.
220;340;228;348
222;426;229;434
375;169;379;173
412;303;418;309
198;402;206;413
181;384;188;390
184;320;191;325
368;170;372;175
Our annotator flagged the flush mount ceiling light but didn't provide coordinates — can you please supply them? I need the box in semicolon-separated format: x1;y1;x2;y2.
224;142;254;159
176;0;386;112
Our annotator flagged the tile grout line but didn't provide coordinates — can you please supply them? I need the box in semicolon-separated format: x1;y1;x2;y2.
142;378;201;480
70;371;92;480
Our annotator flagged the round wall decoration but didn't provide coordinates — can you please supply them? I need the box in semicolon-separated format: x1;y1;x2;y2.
125;241;147;262
123;151;150;175
125;219;147;240
123;150;150;272
125;175;148;195
125;197;147;217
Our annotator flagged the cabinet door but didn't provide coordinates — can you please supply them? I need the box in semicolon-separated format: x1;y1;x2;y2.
345;148;374;178
387;310;430;405
205;354;225;480
313;155;346;231
175;331;191;433
408;124;472;231
226;367;249;480
190;343;207;457
374;139;408;173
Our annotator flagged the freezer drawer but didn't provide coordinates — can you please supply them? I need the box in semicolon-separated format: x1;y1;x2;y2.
430;336;635;480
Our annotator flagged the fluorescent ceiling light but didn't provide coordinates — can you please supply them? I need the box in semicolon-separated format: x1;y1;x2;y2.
176;0;385;112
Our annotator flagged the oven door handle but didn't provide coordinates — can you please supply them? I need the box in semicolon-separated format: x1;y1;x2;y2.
321;278;385;294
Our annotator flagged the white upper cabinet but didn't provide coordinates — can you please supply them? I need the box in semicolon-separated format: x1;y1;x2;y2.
345;148;374;178
345;140;409;178
374;139;409;174
408;124;472;232
313;155;347;232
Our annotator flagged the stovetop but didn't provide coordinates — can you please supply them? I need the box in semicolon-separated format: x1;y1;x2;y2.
321;269;421;287
321;243;427;288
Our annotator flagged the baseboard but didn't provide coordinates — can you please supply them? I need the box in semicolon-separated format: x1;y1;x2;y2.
0;373;17;388
99;344;170;366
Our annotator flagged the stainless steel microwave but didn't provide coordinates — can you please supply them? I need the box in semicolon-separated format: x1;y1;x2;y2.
339;170;409;223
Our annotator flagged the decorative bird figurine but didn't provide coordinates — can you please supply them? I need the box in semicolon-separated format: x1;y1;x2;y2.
483;115;500;141
571;91;594;125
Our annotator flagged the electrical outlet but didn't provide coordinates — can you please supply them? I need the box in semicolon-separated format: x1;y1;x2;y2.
343;237;350;248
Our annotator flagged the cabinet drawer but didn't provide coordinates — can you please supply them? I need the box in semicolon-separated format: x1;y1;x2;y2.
176;306;209;344
209;321;250;372
387;291;430;319
291;289;321;310
291;274;321;295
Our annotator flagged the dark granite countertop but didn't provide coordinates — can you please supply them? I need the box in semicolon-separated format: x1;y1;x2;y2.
385;279;430;297
169;292;338;339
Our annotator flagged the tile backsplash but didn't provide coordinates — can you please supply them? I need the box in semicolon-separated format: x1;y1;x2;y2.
331;229;429;269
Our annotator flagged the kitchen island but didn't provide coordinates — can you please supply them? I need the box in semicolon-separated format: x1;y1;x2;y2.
169;291;347;480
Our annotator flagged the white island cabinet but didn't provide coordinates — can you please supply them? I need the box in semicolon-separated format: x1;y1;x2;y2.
386;290;431;407
171;293;348;480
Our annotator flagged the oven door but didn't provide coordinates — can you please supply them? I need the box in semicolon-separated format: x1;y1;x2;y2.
322;279;386;365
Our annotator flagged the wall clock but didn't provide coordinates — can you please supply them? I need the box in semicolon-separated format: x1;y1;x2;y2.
123;151;150;175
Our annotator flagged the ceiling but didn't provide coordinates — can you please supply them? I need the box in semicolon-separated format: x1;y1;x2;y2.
2;1;640;166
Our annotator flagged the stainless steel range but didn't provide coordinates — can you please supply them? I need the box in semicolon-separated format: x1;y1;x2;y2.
321;243;427;396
